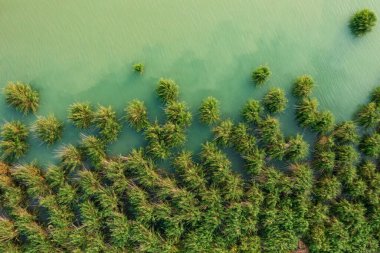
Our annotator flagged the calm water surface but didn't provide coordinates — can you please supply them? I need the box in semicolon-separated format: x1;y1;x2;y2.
0;0;379;166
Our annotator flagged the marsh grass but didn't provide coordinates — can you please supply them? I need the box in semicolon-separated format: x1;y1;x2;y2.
68;102;94;129
350;9;377;36
125;99;148;132
4;81;39;114
199;96;220;125
93;105;121;142
32;115;63;145
293;75;314;97
212;119;233;147
242;99;262;124
295;97;318;125
55;144;83;172
133;63;144;74
156;78;179;103
371;87;380;106
359;133;380;157
165;101;192;127
332;121;359;144
0;121;29;160
356;102;379;128
263;87;288;114
313;111;335;133
285;134;309;162
252;65;271;85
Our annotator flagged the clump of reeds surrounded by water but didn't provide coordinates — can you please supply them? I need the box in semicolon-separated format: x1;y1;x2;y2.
4;81;39;114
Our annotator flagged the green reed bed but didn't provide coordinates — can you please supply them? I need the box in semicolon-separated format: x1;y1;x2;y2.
1;72;380;253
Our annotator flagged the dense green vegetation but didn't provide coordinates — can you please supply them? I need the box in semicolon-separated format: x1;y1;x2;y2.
1;74;380;253
350;9;377;36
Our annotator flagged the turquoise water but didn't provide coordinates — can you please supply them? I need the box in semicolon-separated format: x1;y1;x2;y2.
0;0;379;166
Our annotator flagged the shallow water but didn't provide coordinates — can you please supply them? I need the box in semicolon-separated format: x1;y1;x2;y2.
0;0;379;166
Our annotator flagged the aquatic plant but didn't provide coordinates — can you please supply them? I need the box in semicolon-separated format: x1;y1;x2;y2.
295;97;318;128
258;116;286;160
68;102;94;129
313;150;335;175
371;87;380;106
350;9;377;36
133;63;144;74
165;101;192;127
156;78;179;103
285;134;309;162
356;102;379;128
199;96;220;125
293;75;314;97
126;182;153;224
0;121;29;160
313;111;335;133
125;99;148;131
93;105;121;142
80;135;106;167
252;65;271;85
359;133;380;157
56;144;82;172
172;150;206;192
212;119;233;147
243;147;265;176
0;217;18;244
263;87;288;114
314;176;342;201
145;122;186;159
332;121;359;144
200;141;232;186
334;145;359;167
4;81;39;114
242;99;262;124
230;122;256;154
332;200;378;252
32;115;63;145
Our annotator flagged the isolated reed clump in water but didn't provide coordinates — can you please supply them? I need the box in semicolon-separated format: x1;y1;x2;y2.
252;65;271;85
350;9;377;36
68;102;94;129
293;75;314;97
32;115;63;145
133;63;144;74
0;74;380;253
3;81;39;114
